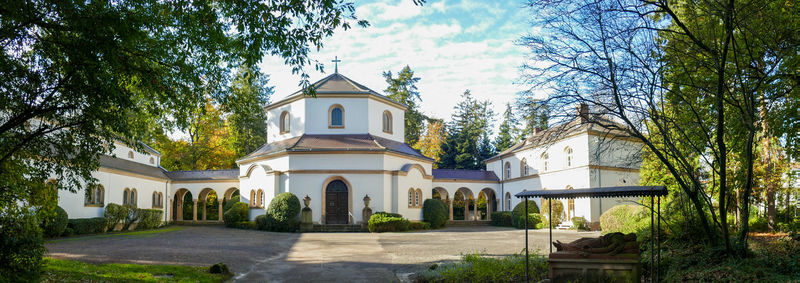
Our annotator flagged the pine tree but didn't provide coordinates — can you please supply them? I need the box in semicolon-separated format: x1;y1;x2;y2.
383;66;425;145
515;97;549;136
494;103;517;152
437;90;496;170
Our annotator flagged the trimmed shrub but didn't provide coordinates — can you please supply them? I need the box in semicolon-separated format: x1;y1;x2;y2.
535;222;544;229
368;212;409;232
423;199;448;229
266;192;301;232
1;208;45;282
491;211;513;227
223;199;240;212
512;200;540;229
209;263;231;275
540;199;564;227
67;217;107;234
599;204;649;234
42;206;68;237
224;202;249;227
374;211;402;218
409;222;432;230
255;214;280;231
571;216;589;231
136;209;163;229
103;203;129;230
515;213;542;229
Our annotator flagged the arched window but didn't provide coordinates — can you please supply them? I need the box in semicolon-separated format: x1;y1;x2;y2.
123;188;130;205
505;192;511;211
329;104;344;128
130;189;137;207
408;188;414;207
415;188;422;207
382;111;393;133
152;192;157;207
280;111;290;133
95;185;104;206
128;151;134;159
250;190;256;207
158;193;163;208
257;189;264;208
504;162;512;179
541;152;549;172
149;157;155;164
564;147;573;167
521;158;529;176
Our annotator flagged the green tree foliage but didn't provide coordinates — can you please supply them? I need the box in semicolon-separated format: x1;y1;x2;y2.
511;200;540;229
383;66;425;145
521;0;799;256
514;97;549;137
225;65;273;157
41;206;68;238
0;0;366;276
157;99;238;170
438;90;496;170
494;103;518;152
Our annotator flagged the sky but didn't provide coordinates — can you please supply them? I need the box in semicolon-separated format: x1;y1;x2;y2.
258;0;534;127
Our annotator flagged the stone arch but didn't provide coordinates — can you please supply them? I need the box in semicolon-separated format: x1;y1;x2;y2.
198;188;221;221
244;164;272;178
321;176;353;224
478;188;497;220
454;187;475;221
171;188;191;221
398;163;430;178
432;187;452;221
223;187;239;201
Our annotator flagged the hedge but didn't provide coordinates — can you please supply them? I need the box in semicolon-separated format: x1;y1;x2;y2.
136;209;163;229
266;193;300;232
224;202;249;227
409;221;432;230
67;217;107;235
514;213;542;229
491;211;512;227
423;199;448;229
104;203;129;230
599;204;649;234
511;200;539;228
368;212;409;232
571;216;589;231
0;208;45;282
42;206;68;237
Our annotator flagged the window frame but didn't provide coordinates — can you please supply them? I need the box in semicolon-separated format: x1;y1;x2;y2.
504;162;512;179
279;111;290;134
521;158;529;176
382;110;393;133
328;104;345;128
541;152;549;172
564;147;574;167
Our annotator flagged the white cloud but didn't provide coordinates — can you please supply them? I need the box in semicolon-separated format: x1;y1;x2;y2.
258;0;531;132
356;1;423;22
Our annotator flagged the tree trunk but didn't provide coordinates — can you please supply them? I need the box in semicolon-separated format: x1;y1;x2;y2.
767;188;776;230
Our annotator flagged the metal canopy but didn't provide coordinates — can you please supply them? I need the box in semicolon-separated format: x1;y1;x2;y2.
514;185;667;199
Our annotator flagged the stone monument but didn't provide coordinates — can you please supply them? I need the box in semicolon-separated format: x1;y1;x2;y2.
300;195;313;231
362;194;373;227
548;232;641;282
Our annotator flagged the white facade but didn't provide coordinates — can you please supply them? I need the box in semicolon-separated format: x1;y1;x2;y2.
56;73;643;229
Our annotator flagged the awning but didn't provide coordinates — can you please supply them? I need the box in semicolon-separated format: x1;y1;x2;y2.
515;186;667;199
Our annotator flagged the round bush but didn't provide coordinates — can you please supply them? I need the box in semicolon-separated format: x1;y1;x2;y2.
223;199;240;212
368;212;409;232
423;199;448;229
42;206;68;237
224;202;249;227
514;213;542;229
511;200;540;228
540;199;564;226
599;204;649;233
103;203;129;230
266;193;300;232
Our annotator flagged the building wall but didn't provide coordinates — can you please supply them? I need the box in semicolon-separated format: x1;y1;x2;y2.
58;170;169;220
303;97;369;135
396;166;432;221
110;142;160;167
267;99;306;142
368;98;405;142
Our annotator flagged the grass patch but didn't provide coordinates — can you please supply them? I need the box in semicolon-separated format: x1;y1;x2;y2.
41;258;230;282
412;252;548;282
47;226;184;243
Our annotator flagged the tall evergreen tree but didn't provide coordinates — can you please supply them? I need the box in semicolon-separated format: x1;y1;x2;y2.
494;103;518;152
225;65;273;157
515;97;549;136
437;90;495;170
383;66;425;145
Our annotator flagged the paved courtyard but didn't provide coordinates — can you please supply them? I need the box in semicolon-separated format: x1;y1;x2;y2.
46;225;599;282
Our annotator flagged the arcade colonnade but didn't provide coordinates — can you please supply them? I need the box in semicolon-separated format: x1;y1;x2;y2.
431;184;499;221
170;185;240;222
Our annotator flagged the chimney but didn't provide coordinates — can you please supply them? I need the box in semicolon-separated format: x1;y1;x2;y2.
533;127;542;135
577;103;589;123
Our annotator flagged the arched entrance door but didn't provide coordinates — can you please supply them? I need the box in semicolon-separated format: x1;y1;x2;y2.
325;180;349;224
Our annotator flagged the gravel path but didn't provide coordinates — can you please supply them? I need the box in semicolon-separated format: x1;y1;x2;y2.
46;225;598;282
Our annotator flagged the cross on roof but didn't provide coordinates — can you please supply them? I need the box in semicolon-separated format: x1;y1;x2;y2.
332;56;341;73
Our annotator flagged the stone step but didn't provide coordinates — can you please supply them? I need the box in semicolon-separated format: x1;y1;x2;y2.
446;220;492;227
171;220;224;226
307;224;367;232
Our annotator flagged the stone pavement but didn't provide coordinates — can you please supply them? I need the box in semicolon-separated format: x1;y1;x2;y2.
46;225;599;282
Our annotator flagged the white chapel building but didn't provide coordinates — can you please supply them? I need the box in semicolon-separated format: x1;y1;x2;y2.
56;73;642;227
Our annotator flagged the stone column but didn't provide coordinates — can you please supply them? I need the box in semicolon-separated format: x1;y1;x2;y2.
473;196;478;221
169;199;173;221
202;201;207;221
448;198;454;221
177;200;183;221
487;198;492;221
192;199;198;221
218;202;223;222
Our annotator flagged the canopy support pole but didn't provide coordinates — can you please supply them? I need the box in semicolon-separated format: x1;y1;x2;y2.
549;199;552;255
524;196;529;282
657;195;661;282
650;195;655;283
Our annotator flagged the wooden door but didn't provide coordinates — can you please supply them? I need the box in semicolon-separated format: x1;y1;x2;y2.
325;180;348;224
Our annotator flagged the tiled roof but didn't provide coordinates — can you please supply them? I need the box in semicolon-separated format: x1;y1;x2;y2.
165;169;239;181
238;134;432;162
432;169;500;181
99;155;169;179
267;73;407;110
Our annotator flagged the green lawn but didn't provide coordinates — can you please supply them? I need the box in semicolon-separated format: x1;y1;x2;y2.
47;226;184;243
41;258;231;283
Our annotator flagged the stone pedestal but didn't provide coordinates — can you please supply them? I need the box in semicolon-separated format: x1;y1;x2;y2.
300;207;313;232
362;207;372;226
548;253;640;283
